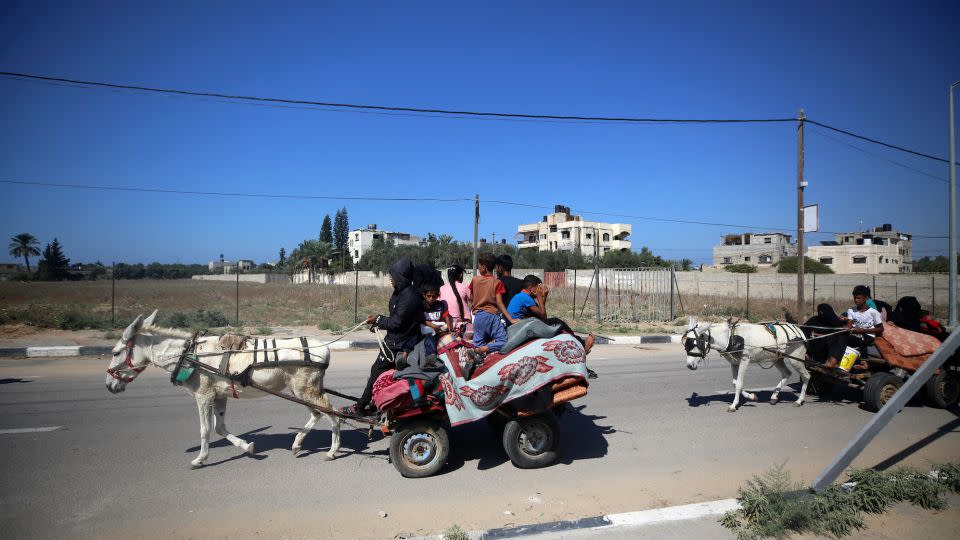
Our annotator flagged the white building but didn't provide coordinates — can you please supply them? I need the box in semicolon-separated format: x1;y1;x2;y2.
348;224;422;264
713;232;797;267
516;205;631;257
806;224;913;274
208;259;254;274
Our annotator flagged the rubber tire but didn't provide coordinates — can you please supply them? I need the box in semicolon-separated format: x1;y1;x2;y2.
925;370;960;409
502;413;560;469
863;372;904;412
807;371;833;397
389;420;449;478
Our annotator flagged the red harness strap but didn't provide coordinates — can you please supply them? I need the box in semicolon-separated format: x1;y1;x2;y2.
230;380;239;399
106;340;146;383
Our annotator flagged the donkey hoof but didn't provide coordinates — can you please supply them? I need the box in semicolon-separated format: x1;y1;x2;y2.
190;460;204;469
793;401;804;407
243;442;256;455
769;398;779;405
322;453;335;461
727;405;737;413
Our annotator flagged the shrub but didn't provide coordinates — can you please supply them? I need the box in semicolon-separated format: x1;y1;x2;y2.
163;311;191;328
195;309;230;328
56;310;108;330
317;320;339;331
775;256;834;274
256;326;273;335
724;264;758;273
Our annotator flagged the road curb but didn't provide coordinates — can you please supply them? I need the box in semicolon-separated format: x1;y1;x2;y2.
0;335;679;358
410;498;740;539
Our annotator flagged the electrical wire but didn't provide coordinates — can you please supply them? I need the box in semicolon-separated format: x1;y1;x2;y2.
808;128;949;184
0;179;471;202
805;119;953;164
6;178;946;238
0;71;796;124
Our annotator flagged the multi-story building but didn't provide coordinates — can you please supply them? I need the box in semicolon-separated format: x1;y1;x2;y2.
516;205;631;257
208;259;254;274
806;224;912;274
0;262;24;281
712;232;797;267
348;224;422;264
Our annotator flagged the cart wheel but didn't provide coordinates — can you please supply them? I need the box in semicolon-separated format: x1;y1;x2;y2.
389;420;449;478
925;370;960;409
502;413;560;469
807;371;833;397
863;372;903;412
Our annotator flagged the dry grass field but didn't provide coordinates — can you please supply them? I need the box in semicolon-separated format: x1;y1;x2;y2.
0;278;928;333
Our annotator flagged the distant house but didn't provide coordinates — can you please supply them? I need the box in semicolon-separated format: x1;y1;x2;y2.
516;205;631;257
0;262;24;281
348;224;422;264
806;224;912;274
713;233;796;267
208;259;255;274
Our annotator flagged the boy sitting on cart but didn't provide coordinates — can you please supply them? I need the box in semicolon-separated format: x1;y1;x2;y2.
841;285;884;358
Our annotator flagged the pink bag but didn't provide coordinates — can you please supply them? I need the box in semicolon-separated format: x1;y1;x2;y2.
372;370;413;412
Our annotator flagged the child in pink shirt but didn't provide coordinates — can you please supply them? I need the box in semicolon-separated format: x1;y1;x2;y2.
439;264;472;336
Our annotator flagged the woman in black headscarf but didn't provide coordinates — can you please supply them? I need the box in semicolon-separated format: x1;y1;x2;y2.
803;303;847;368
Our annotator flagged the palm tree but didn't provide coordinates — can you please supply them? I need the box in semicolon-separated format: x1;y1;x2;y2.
9;233;41;273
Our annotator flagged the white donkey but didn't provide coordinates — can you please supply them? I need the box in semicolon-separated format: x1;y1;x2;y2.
683;317;811;412
105;311;341;467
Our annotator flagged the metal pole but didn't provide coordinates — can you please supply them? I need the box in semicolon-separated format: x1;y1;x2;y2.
932;275;936;316
949;81;958;325
235;269;240;325
811;328;960;492
595;235;601;325
573;268;577;320
354;269;359;323
473;194;479;274
812;272;816;312
670;267;676;320
797;108;806;319
111;261;116;327
745;271;750;319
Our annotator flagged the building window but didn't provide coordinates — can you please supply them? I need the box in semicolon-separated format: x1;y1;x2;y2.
744;256;751;262
528;235;535;243
354;233;359;241
561;231;570;239
723;257;732;264
354;250;359;258
603;247;609;254
602;233;610;242
373;233;381;240
852;256;867;264
759;255;772;264
541;234;547;240
549;225;557;233
819;257;834;264
764;237;772;244
585;233;592;239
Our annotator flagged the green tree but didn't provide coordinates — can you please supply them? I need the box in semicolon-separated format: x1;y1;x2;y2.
724;263;758;273
278;247;286;269
320;215;333;244
775;256;834;274
8;232;41;273
36;238;71;280
333;207;350;269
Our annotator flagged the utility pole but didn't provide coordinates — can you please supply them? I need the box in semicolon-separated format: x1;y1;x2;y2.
473;194;479;274
595;232;601;324
949;81;959;326
797;109;806;319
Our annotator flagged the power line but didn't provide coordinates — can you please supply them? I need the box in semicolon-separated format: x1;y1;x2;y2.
806;119;953;164
0;71;795;124
1;178;949;239
808;128;949;184
0;179;470;202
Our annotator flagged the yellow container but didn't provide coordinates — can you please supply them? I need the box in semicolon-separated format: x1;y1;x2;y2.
839;347;859;372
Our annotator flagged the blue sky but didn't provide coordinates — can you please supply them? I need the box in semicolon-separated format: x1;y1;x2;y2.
1;0;958;265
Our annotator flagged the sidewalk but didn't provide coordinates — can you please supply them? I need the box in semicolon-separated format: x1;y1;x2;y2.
0;325;680;357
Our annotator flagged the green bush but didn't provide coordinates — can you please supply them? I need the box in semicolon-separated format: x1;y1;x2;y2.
775;256;834;274
195;309;229;328
55;310;108;330
724;264;758;273
317;320;339;331
163;311;191;328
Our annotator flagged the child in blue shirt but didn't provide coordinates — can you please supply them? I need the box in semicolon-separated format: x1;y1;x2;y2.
507;275;547;321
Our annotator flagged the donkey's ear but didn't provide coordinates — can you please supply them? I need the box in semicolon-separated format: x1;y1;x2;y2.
143;309;158;327
121;314;144;341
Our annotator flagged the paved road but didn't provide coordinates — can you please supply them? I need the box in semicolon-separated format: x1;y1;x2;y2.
1;346;957;539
